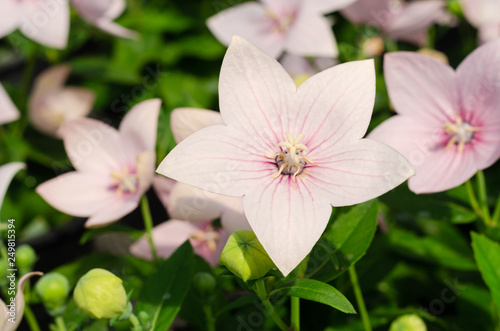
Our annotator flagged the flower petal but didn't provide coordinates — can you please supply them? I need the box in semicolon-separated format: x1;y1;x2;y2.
36;172;115;217
119;99;161;157
61;118;125;173
243;177;333;276
85;197;139;228
0;163;25;214
307;0;358;13
341;0;389;25
130;220;198;260
4;272;43;331
157;125;275;198
285;11;337;57
207;3;286;58
30;65;70;107
219;35;297;154
152;175;177;211
94;19;138;39
170;108;223;143
20;0;70;49
293;60;375;155
307;139;414;206
0;0;20;38
136;150;156;197
384;52;458;124
0;83;20;125
220;197;252;234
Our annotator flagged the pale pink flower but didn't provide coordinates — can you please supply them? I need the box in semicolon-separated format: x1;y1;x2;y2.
207;0;357;59
0;0;69;49
0;163;25;217
0;83;19;126
36;99;161;228
29;65;95;139
460;0;500;44
342;0;447;46
1;272;43;331
369;40;500;194
157;36;414;275
72;0;138;39
280;54;337;86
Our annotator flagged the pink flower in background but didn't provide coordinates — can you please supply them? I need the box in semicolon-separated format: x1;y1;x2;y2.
460;0;500;43
280;54;337;86
157;36;414;275
72;0;138;39
342;0;447;46
369;40;500;194
207;0;357;58
29;65;95;139
1;272;43;331
0;83;19;125
37;99;161;227
0;0;69;49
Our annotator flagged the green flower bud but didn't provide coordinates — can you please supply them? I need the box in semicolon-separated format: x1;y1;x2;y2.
16;244;37;272
220;230;275;282
35;272;70;316
389;314;427;331
138;311;151;329
193;272;217;302
73;268;127;319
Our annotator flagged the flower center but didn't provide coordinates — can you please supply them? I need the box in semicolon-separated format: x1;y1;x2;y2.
110;166;138;197
267;132;314;181
266;8;297;33
443;115;480;153
190;226;220;252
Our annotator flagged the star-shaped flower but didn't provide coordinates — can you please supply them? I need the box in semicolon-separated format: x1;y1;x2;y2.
0;0;69;49
72;0;138;39
207;0;357;59
369;40;500;194
29;65;95;139
342;0;448;46
36;99;161;227
157;36;414;275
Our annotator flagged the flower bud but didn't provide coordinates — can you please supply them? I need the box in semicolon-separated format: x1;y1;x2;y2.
220;230;275;282
35;272;70;316
16;244;37;272
193;272;217;302
73;268;127;319
389;314;427;331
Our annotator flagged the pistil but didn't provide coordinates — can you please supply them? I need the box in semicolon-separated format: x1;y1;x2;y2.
110;166;138;197
443;115;480;153
267;132;314;181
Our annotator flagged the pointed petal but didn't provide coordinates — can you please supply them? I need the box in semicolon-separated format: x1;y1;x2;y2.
170;108;223;143
285;12;337;57
0;298;7;328
293;60;375;156
219;36;296;154
20;1;70;49
36;172;115;218
119;99;161;156
6;272;43;331
0;163;25;214
408;147;479;194
243;177;333;276
30;65;70;107
207;3;286;58
0;84;20;125
166;181;224;222
94;19;138;39
30;87;95;138
307;139;414;206
384;52;458;124
0;1;20;38
152;175;177;212
61;118;126;173
307;0;358;13
157;125;275;198
85;197;139;227
130;220;198;260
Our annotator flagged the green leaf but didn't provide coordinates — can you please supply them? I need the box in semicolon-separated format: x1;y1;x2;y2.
136;242;195;331
271;279;356;314
471;232;500;318
308;200;378;281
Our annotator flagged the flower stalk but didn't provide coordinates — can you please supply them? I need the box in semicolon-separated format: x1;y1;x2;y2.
140;195;158;263
255;279;289;331
349;265;372;331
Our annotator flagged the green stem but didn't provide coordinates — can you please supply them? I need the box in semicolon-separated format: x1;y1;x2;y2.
18;45;39;110
129;314;143;331
349;265;372;331
140;195;158;263
291;297;300;331
203;305;216;331
491;194;500;226
465;179;482;217
24;305;41;331
476;171;492;224
54;316;67;331
255;280;289;331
